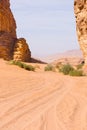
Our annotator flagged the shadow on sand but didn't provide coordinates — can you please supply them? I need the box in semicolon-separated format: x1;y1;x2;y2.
30;58;47;64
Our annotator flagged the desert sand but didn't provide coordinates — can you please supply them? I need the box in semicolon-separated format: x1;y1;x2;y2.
0;59;87;130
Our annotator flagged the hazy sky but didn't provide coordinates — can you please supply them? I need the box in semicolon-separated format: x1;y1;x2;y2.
10;0;80;57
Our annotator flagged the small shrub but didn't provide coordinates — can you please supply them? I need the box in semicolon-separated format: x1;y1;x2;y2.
15;61;24;68
9;60;35;71
56;62;62;69
28;65;35;71
9;60;16;65
44;64;54;71
23;64;35;71
77;64;83;70
59;64;74;75
69;70;84;76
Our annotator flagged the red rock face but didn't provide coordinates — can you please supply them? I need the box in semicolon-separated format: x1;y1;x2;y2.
13;38;31;62
74;0;87;64
0;0;16;38
0;0;31;61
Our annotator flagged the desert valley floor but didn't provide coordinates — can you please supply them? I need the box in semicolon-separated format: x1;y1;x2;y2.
0;59;87;130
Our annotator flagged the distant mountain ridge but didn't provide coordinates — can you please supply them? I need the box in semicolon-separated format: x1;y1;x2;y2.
42;49;83;63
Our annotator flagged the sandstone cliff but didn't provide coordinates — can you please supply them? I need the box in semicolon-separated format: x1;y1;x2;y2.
0;0;16;38
74;0;87;64
13;38;31;62
0;0;31;61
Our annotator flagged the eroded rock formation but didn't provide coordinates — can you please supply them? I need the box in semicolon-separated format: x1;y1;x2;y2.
0;0;31;61
74;0;87;64
13;38;31;62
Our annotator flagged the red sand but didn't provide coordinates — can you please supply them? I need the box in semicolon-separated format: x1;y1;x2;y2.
0;59;87;130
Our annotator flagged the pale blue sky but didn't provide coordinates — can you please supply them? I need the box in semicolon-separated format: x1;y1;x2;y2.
10;0;79;57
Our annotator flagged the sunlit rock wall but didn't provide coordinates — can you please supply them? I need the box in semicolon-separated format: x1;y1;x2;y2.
74;0;87;64
0;0;31;61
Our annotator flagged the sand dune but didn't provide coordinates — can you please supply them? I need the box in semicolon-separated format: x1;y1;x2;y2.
0;59;87;130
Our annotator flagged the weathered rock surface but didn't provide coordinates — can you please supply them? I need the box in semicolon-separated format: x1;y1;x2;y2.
74;0;87;64
0;0;16;38
13;38;31;62
0;0;31;61
0;31;16;60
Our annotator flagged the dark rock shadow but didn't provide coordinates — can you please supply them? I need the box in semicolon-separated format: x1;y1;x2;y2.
30;58;47;64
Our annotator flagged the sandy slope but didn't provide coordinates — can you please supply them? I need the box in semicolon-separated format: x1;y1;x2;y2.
0;59;87;130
